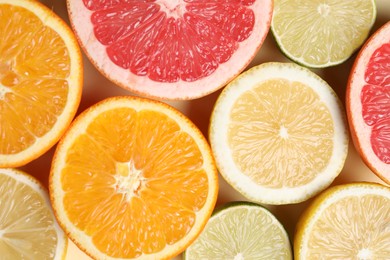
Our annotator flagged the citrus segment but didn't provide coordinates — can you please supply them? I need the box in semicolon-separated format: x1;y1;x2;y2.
67;0;273;99
271;0;376;68
347;21;390;183
0;0;83;167
228;78;334;188
361;41;390;163
294;182;390;259
50;96;218;259
210;62;348;204
0;168;67;259
184;202;292;259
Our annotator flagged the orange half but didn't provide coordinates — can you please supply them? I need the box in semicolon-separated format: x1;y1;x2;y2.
0;0;83;167
49;96;218;259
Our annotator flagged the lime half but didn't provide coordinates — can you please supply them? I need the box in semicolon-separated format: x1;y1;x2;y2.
184;202;292;259
271;0;376;68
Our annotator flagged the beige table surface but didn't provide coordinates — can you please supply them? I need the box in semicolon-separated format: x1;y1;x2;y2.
22;1;389;259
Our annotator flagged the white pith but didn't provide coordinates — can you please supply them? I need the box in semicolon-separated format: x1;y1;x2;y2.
210;62;349;204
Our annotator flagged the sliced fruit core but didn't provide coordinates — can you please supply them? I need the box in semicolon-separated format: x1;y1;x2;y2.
306;194;389;258
228;79;334;188
114;161;145;200
361;43;390;164
84;0;255;82
0;174;59;259
60;107;209;258
0;4;70;154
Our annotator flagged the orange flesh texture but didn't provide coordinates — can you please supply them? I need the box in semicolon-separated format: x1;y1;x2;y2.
0;4;69;154
84;0;256;83
307;194;389;258
60;108;209;258
228;79;334;188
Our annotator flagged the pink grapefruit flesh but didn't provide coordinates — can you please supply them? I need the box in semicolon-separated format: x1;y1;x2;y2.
68;0;273;100
347;21;390;183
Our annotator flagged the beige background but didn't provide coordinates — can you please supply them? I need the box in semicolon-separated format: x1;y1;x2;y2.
23;1;389;259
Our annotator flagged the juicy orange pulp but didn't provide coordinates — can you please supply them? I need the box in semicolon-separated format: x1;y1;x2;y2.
60;107;209;258
0;3;70;154
228;78;334;187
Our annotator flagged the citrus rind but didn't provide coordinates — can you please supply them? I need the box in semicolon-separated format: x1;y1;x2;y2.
49;96;218;260
209;62;349;204
0;0;83;167
184;201;292;259
294;182;390;259
346;21;390;184
66;0;273;100
271;0;376;68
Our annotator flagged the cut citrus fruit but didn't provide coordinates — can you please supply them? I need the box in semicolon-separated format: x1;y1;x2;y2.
184;202;292;259
346;21;390;184
209;62;349;204
271;0;376;68
67;0;273;100
0;168;67;259
0;0;83;167
49;96;219;259
294;182;390;259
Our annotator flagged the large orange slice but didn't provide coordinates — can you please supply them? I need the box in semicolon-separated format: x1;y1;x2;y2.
346;21;390;184
67;0;273;100
0;0;83;167
49;96;218;259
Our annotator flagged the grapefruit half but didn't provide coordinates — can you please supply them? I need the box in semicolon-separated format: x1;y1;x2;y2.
346;21;390;184
67;0;273;100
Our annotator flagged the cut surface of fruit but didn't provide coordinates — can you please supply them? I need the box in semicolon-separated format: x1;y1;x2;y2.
346;21;390;184
67;0;273;100
49;96;218;259
0;168;67;259
271;0;376;68
184;202;292;259
0;0;83;167
209;62;349;204
294;182;390;259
